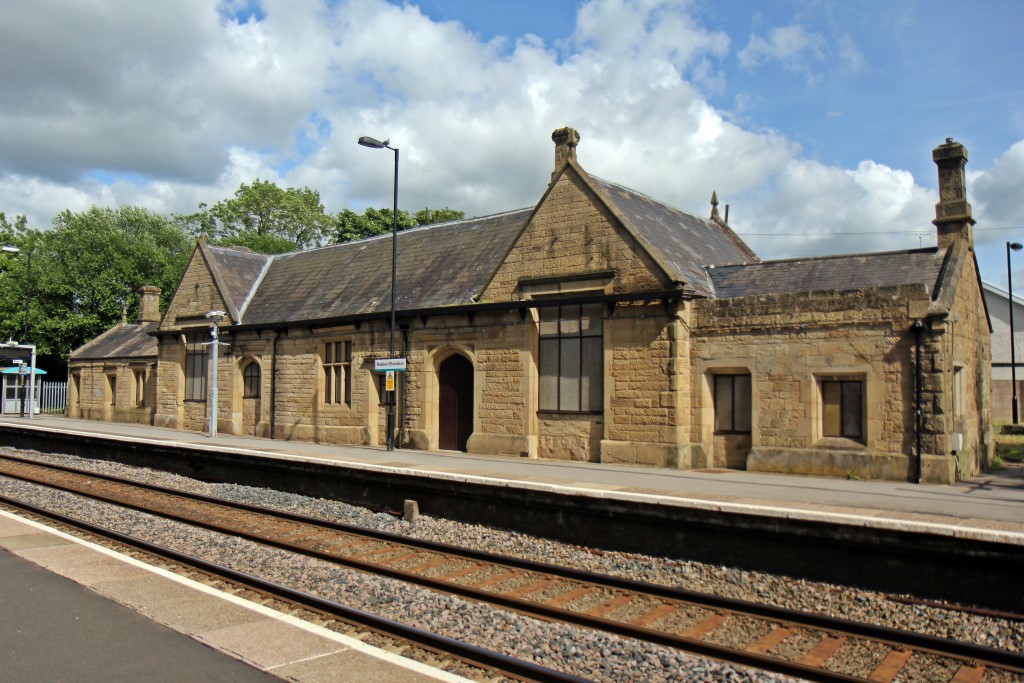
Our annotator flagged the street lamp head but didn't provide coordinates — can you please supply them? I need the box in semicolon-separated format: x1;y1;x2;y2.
1010;242;1023;252
358;135;389;149
205;309;227;323
2;245;20;253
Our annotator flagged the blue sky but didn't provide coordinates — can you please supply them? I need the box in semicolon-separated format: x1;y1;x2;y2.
1;0;1022;285
412;0;1023;178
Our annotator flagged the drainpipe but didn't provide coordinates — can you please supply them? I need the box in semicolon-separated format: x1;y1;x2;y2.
400;323;410;448
913;319;924;484
270;330;279;440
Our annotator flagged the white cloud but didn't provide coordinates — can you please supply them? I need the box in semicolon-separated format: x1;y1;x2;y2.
972;140;1024;232
738;24;825;74
734;158;936;258
0;0;1017;282
836;35;865;74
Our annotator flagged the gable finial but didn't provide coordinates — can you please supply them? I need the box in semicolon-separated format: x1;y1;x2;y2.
710;191;720;221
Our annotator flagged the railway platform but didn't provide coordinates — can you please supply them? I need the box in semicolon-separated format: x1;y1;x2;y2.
0;508;468;683
2;414;1022;534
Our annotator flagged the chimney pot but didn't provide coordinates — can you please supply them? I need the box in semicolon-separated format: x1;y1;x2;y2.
138;285;162;324
551;127;580;181
931;138;974;249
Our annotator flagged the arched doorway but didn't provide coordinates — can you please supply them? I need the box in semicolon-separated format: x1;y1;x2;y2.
438;354;473;452
241;361;261;436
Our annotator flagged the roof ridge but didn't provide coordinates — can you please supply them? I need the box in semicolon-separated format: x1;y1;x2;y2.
237;255;275;322
273;207;535;260
725;246;941;268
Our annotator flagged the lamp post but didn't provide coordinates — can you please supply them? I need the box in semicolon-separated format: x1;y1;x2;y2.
1008;242;1023;424
358;134;399;451
206;310;227;438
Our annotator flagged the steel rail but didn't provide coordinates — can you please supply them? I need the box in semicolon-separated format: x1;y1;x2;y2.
0;493;588;683
3;454;1024;681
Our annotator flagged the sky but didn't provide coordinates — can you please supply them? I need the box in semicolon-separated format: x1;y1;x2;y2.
1;0;1023;288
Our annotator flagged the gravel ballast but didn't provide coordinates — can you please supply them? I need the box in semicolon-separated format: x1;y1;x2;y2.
2;448;1022;681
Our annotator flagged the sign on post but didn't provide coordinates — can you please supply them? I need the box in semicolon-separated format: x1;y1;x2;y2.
385;370;395;392
374;358;407;372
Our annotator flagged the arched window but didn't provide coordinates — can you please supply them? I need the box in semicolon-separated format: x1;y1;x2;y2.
243;362;261;398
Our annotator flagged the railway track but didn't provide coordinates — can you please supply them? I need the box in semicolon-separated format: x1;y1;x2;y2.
1;452;1022;683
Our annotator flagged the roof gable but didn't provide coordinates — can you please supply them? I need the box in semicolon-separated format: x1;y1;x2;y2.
159;239;234;330
479;160;756;300
479;163;681;301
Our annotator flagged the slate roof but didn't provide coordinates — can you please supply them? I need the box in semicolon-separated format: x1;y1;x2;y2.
70;322;159;360
707;247;948;299
204;245;271;319
591;177;756;297
238;209;531;326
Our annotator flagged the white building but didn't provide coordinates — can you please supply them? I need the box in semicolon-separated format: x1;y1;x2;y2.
982;282;1024;424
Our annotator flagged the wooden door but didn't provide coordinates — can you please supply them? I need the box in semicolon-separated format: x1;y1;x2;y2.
439;355;473;452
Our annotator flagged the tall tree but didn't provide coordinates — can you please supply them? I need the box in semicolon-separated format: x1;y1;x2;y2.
0;213;30;345
21;206;192;366
208;179;331;249
332;206;464;243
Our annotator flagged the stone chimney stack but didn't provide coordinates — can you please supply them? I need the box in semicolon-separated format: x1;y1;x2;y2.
551;127;580;181
932;138;975;250
138;285;162;324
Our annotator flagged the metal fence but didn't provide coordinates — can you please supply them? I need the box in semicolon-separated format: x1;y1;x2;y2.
39;381;67;414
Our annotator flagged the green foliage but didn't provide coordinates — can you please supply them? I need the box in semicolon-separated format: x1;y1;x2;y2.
332;206;464;243
9;206;193;363
413;207;464;226
207;179;331;248
213;231;298;255
334;207;416;243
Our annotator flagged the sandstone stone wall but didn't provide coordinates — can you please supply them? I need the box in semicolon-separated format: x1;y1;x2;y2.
68;360;155;425
943;256;993;475
691;285;940;480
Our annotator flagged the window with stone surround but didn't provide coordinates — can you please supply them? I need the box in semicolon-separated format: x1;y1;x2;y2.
952;365;965;419
322;340;352;406
713;374;751;433
184;332;207;401
133;369;146;407
538;303;603;412
821;379;863;440
243;362;261;399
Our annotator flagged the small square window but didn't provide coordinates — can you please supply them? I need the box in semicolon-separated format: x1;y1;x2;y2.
714;374;751;433
822;379;863;439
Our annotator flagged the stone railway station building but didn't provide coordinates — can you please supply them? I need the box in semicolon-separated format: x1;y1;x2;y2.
68;129;993;484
